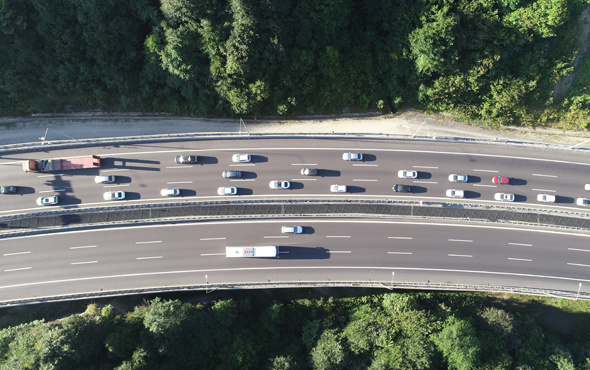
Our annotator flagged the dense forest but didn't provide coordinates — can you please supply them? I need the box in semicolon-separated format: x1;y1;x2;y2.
0;0;589;129
1;291;589;369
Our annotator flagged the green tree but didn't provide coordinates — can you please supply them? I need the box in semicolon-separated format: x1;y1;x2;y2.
432;316;481;370
311;329;345;370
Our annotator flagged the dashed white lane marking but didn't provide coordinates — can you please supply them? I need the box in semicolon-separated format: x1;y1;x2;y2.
39;189;65;193
567;263;590;268
568;248;590;252
388;236;413;240
71;261;97;265
70;245;97;249
200;237;226;241
533;188;556;192
103;184;130;188
387;252;413;255
101;169;129;172
167;181;193;184
352;164;378;167
448;239;473;243
4;267;32;272
291;163;317;166
136;256;163;260
413;180;437;184
533;173;557;178
413;166;438;169
135;241;162;245
292;178;316;181
38;174;63;177
353;179;378;182
200;253;225;256
326;236;351;238
509;243;533;246
508;258;532;262
166;166;193;169
448;254;472;258
326;251;352;254
229;164;255;166
263;236;289;239
473;184;496;188
3;251;31;256
230;179;255;181
473;169;498;173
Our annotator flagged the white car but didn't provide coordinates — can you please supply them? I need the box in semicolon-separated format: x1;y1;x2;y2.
585;184;590;191
446;189;464;198
398;170;417;179
161;188;180;197
537;194;556;203
103;191;125;201
576;198;589;206
36;196;58;206
448;174;468;183
494;193;515;202
281;226;303;234
94;175;116;184
269;180;290;189
342;152;363;161
217;187;237;196
330;184;347;193
232;154;251;163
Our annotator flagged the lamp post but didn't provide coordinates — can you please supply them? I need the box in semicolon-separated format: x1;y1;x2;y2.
205;274;208;294
576;282;582;300
391;271;395;286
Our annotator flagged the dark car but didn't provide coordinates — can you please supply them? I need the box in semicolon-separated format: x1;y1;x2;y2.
0;186;17;194
175;155;198;164
392;184;412;193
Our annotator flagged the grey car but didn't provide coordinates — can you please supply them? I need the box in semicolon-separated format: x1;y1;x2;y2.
301;168;318;176
175;155;198;164
222;170;242;178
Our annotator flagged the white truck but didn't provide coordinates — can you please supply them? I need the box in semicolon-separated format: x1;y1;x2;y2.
225;246;279;258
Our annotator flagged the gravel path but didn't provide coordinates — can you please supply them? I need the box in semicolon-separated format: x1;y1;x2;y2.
1;110;589;148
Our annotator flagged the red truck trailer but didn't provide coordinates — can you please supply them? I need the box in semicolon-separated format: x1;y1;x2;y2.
23;155;102;173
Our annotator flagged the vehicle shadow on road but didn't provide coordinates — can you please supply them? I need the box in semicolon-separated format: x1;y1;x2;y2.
347;186;366;193
464;190;481;198
510;178;528;186
318;169;341;177
104;157;161;171
278;246;330;259
250;155;268;163
556;196;575;203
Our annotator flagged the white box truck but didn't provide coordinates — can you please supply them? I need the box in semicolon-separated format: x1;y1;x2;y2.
225;246;278;258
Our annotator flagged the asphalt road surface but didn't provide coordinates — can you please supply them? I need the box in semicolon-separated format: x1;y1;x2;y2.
1;138;589;216
0;219;589;303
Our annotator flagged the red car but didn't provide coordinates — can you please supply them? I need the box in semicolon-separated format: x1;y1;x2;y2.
492;176;510;185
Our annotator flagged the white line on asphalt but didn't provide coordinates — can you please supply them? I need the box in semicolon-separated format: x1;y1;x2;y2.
166;166;192;169
135;241;162;244
352;164;378;166
509;243;533;247
229;164;255;166
326;251;352;254
3;251;31;256
448;239;473;243
101;169;129;173
38;174;63;177
533;173;557;178
473;169;498;173
39;189;65;193
387;252;413;255
167;181;193;184
71;261;97;265
4;267;31;272
200;237;226;241
230;179;255;181
387;236;413;239
473;184;496;188
103;184;130;188
567;263;590;268
263;236;289;239
508;258;532;262
292;178;317;181
413;180;437;184
448;254;472;258
291;163;317;166
200;253;226;256
326;236;351;238
568;248;590;253
532;188;556;192
136;256;163;260
279;251;290;254
413;166;438;169
70;245;97;249
353;179;378;182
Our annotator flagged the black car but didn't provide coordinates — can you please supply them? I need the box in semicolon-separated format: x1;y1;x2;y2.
0;186;17;194
392;184;412;193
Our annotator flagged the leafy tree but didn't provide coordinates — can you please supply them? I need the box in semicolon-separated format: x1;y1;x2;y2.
310;329;345;370
432;315;481;370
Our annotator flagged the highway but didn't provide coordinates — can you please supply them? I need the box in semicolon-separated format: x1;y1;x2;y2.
1;138;589;215
0;219;589;303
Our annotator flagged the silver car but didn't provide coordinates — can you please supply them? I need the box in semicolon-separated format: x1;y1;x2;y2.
494;193;515;202
94;175;116;184
269;180;290;189
537;194;556;203
36;196;58;206
103;191;126;201
448;174;469;183
398;170;417;179
281;226;303;234
232;154;251;163
161;188;180;197
175;155;198;164
576;198;589;206
330;184;347;193
217;187;237;196
342;152;363;161
446;189;464;198
301;168;318;176
222;170;242;178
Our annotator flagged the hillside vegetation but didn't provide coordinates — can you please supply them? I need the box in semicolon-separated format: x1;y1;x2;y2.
1;292;590;369
0;0;589;129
